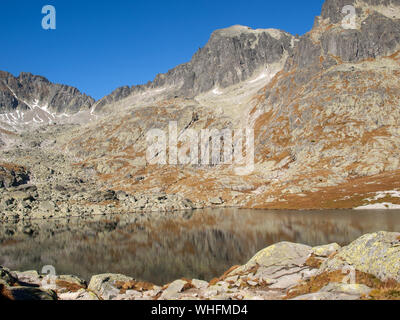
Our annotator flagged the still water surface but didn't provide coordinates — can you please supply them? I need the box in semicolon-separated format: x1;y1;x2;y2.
0;208;399;285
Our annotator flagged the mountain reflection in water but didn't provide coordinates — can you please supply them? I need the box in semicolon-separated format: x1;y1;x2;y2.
0;208;399;285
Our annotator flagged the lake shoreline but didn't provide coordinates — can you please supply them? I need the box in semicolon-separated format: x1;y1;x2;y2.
1;231;400;300
1;208;400;286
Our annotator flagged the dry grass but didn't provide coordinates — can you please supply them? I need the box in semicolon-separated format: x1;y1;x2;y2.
305;255;324;269
0;283;14;300
285;270;400;300
251;169;400;210
115;280;155;294
55;280;86;293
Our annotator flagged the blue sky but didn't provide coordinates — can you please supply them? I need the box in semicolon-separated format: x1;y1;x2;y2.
0;0;324;100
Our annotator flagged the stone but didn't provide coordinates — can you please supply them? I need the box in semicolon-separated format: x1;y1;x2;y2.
0;266;18;285
319;283;372;296
321;232;400;282
12;270;41;285
231;242;313;274
210;197;224;205
268;272;304;290
1;285;57;300
58;289;99;300
191;279;209;289
38;200;56;212
88;273;133;299
8;191;32;201
159;279;187;300
312;243;341;257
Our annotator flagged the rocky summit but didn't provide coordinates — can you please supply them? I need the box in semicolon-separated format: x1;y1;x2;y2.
1;0;400;300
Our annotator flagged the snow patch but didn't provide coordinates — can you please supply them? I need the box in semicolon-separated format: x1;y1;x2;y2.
248;72;267;84
354;190;400;210
364;190;400;201
212;87;223;95
354;203;400;210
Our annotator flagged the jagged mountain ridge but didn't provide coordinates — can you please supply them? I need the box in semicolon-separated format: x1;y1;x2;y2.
0;71;96;131
92;25;295;113
0;71;94;113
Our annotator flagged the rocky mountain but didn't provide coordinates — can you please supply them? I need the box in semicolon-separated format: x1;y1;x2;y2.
92;25;294;112
1;0;400;220
0;71;95;130
0;71;94;113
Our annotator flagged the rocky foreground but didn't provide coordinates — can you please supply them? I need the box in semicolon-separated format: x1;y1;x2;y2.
1;231;400;301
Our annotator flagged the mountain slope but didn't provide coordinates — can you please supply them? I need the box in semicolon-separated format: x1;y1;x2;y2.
1;0;400;218
0;71;95;130
62;0;400;211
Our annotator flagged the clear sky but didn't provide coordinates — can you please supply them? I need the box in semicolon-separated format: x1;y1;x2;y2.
0;0;325;100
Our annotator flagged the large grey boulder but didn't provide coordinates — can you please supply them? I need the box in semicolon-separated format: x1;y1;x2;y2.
321;232;400;282
159;279;187;300
0;164;30;189
0;266;18;286
230;242;313;275
88;273;133;299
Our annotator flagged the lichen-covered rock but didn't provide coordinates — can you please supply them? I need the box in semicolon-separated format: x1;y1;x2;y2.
312;243;341;257
0;266;18;285
321;232;400;282
319;283;372;296
159;279;188;300
231;242;312;275
58;288;99;300
88;273;133;299
191;279;209;289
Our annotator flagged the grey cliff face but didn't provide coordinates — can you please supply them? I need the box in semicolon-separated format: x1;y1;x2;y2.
0;71;94;114
153;26;294;95
321;0;400;24
285;0;400;78
321;13;400;62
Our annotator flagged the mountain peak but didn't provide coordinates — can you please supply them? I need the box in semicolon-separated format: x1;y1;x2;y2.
211;24;289;40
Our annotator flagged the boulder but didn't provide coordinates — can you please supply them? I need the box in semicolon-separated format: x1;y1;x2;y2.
210;197;224;205
58;289;99;300
88;273;133;299
0;284;57;301
0;266;18;286
231;242;313;274
191;279;209;289
312;243;341;257
319;283;372;296
0;163;30;189
159;279;187;300
321;232;400;282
